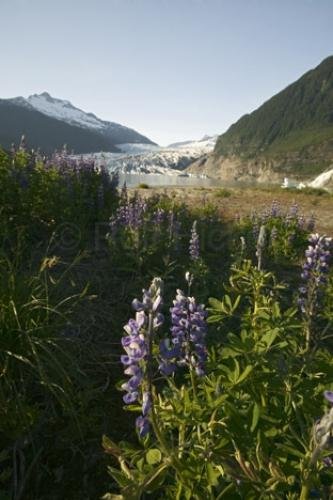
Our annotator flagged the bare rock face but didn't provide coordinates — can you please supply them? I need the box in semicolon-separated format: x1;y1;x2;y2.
186;154;281;183
187;139;333;184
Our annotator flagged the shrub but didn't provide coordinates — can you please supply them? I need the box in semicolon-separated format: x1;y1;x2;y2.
213;187;232;198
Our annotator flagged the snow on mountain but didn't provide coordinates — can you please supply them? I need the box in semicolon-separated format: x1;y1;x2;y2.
168;135;218;152
27;92;106;130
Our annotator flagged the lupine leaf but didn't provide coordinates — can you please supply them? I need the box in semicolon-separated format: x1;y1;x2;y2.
250;403;260;432
146;449;162;465
234;365;253;385
206;463;220;486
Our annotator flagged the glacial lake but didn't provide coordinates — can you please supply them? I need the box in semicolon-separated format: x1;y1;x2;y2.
114;172;295;190
117;172;227;189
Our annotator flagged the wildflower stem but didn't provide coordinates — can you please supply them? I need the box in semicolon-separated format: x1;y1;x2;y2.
147;314;184;473
300;481;310;500
190;366;198;401
147;312;154;395
305;324;311;352
150;394;184;473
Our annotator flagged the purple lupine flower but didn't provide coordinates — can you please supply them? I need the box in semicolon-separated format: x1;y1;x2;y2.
135;391;152;438
270;200;281;217
135;415;150;438
310;392;333;467
153;208;165;225
297;215;306;229
323;456;333;467
324;391;333;405
121;278;164;437
289;203;298;218
109;195;148;237
128;198;147;229
189;221;200;261
252;221;260;241
260;209;270;224
159;289;207;377
298;234;332;315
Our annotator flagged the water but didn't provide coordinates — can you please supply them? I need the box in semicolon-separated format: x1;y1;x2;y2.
112;171;291;190
116;172;223;189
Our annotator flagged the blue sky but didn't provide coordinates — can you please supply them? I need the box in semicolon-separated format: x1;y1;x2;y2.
1;0;332;145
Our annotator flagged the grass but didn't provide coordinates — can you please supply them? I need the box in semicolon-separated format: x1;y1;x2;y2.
297;186;331;196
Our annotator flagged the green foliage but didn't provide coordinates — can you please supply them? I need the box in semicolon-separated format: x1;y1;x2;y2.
104;261;333;499
0;148;121;498
0;149;118;252
231;202;310;272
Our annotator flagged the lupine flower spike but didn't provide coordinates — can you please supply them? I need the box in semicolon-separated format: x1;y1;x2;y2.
121;278;164;437
309;392;333;467
189;220;200;261
298;233;332;315
159;288;207;377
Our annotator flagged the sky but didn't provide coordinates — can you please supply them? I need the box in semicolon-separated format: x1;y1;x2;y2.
0;0;332;145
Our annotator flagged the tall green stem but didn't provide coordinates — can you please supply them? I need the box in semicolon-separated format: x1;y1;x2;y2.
300;482;310;500
147;313;183;472
190;366;198;401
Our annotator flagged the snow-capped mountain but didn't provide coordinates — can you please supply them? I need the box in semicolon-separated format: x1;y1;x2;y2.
79;135;218;175
0;92;155;154
25;92;155;145
27;92;105;130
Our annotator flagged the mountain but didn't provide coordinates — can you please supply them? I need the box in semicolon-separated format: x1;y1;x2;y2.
0;99;119;154
188;56;333;182
0;92;155;154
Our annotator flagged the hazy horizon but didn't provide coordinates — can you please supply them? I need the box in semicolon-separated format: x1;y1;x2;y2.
1;0;332;145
